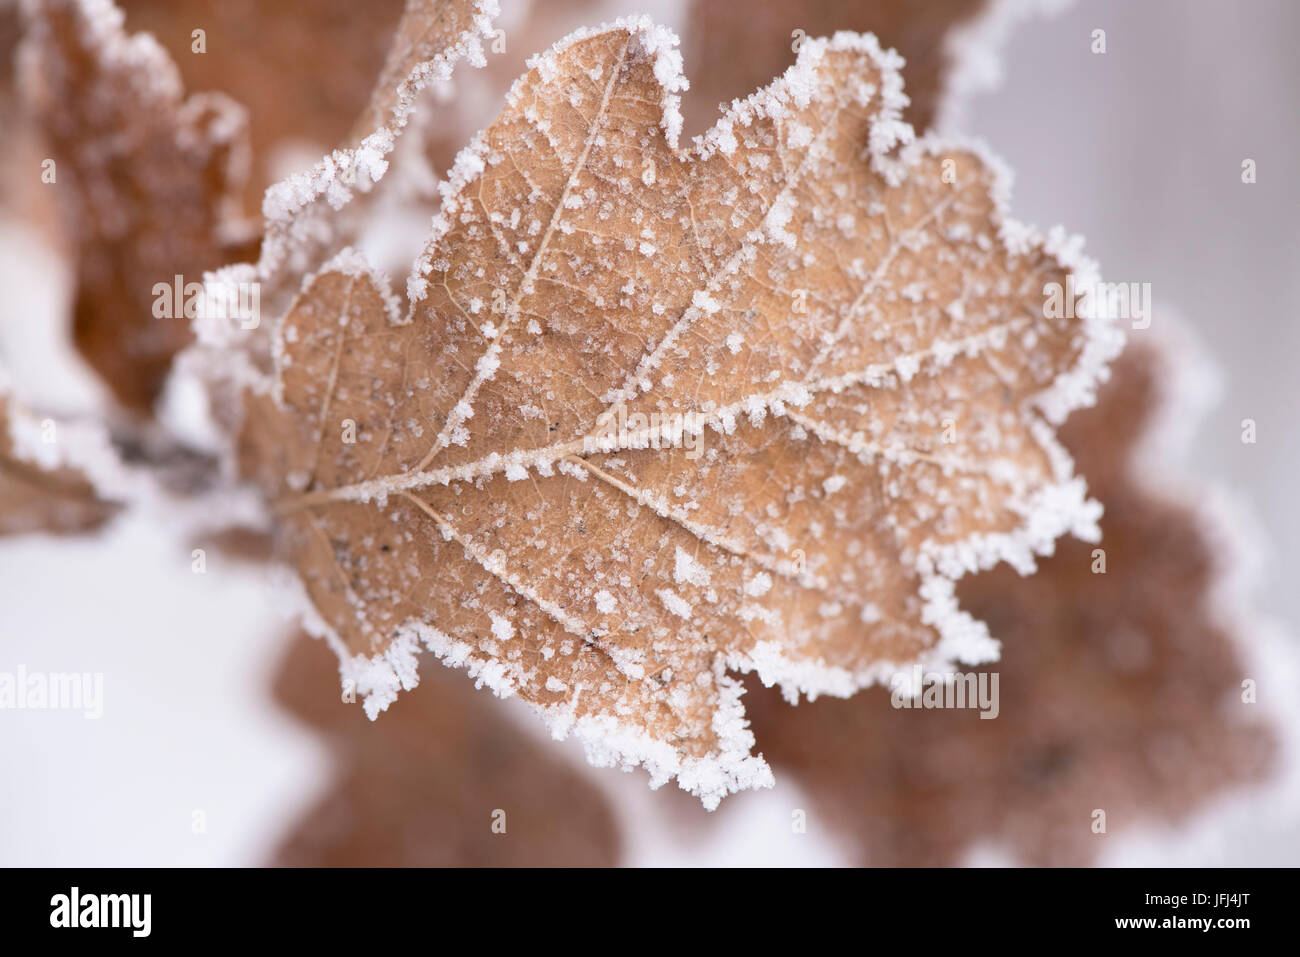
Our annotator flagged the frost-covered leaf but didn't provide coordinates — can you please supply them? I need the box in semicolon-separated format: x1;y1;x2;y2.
683;0;987;136
117;0;406;201
744;335;1278;864
247;0;499;296
241;20;1119;807
0;365;255;539
352;0;496;141
21;0;259;413
0;380;120;535
270;630;621;866
414;0;604;219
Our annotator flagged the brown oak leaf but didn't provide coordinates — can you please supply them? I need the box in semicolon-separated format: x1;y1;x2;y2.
270;630;621;867
237;20;1120;806
743;334;1279;864
20;0;259;413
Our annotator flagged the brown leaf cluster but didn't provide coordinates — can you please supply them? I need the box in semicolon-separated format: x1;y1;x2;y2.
3;0;1279;858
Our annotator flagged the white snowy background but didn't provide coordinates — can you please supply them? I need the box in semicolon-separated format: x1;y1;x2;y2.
1;0;1298;865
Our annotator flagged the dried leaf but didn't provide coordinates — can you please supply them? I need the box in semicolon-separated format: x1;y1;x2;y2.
0;369;244;538
246;0;499;297
351;0;495;142
21;0;258;412
743;337;1279;864
0;382;120;535
682;0;987;136
241;21;1120;806
117;0;406;201
415;0;602;205
270;630;621;866
1;0;48;226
